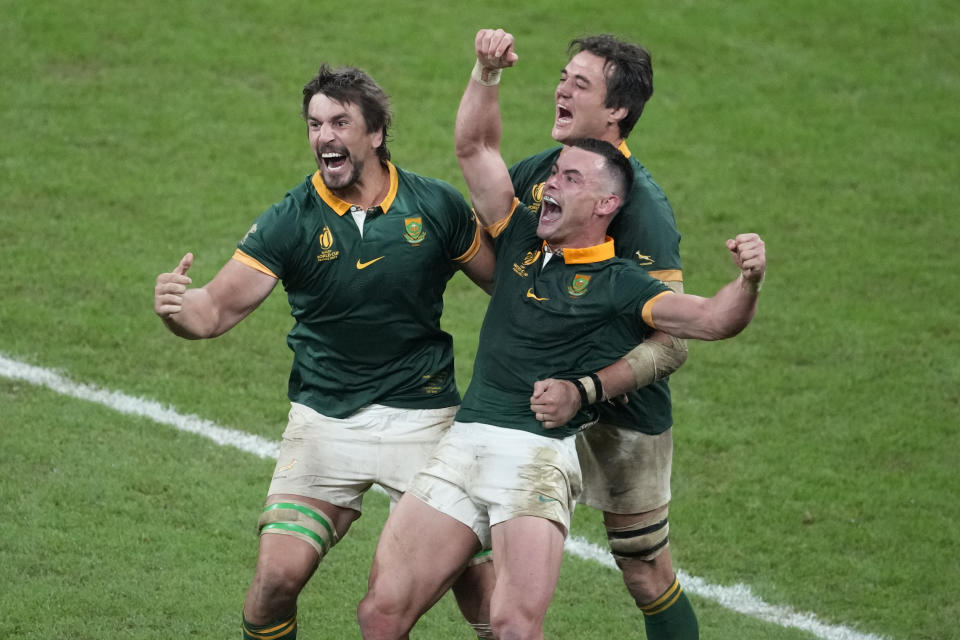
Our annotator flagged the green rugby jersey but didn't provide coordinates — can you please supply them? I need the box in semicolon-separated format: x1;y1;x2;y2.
234;162;483;419
456;204;672;440
509;142;681;434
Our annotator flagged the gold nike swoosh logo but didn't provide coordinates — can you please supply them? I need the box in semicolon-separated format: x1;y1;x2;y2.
356;256;385;269
526;288;549;302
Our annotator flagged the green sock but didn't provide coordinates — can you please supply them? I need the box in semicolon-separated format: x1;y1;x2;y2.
242;611;297;640
640;578;699;639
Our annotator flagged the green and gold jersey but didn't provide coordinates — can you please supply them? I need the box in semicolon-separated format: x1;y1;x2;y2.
457;204;672;440
235;162;483;419
509;142;682;434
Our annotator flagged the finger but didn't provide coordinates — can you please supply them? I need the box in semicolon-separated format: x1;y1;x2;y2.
174;252;194;276
494;33;514;58
156;282;188;296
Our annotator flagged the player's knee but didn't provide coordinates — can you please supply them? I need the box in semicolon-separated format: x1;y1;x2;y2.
356;589;410;639
490;603;542;640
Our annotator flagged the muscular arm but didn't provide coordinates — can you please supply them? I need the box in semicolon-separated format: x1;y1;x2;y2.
651;234;765;340
531;234;765;428
454;29;519;228
154;253;277;339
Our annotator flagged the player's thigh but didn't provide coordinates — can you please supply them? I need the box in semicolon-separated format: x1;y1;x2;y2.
490;516;565;621
368;493;479;614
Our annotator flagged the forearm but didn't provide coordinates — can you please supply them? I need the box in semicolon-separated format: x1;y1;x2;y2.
161;288;222;339
653;277;759;341
454;69;503;161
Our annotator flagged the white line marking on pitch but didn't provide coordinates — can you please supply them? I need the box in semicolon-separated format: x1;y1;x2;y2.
1;353;886;640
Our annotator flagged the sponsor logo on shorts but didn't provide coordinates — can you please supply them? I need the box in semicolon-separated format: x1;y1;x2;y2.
537;495;559;503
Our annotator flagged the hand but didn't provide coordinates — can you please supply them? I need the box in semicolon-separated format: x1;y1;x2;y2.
154;253;194;318
475;28;519;70
530;378;580;429
726;233;765;284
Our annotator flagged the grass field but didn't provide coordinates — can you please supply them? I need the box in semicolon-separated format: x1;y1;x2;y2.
2;0;958;638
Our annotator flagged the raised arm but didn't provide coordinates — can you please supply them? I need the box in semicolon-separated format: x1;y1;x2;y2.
154;252;277;339
650;233;765;340
530;234;765;429
454;28;520;227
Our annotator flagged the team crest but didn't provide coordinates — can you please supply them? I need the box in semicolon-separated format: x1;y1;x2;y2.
316;225;340;262
568;273;591;297
403;217;425;245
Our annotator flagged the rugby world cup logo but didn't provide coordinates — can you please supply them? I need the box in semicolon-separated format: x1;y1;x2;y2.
528;182;545;212
319;226;334;249
403;217;425;245
568;273;591;297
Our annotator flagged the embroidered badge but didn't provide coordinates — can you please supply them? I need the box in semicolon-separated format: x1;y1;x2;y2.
528;182;545;212
512;249;541;277
316;226;340;262
568;273;591;297
403;217;425;245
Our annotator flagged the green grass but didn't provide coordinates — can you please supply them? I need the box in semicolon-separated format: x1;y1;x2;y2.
3;0;959;638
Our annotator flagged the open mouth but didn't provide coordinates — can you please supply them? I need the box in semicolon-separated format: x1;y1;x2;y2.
540;194;562;222
555;104;573;124
321;150;349;170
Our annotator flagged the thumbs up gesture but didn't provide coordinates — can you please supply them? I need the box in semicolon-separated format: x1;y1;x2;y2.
154;253;194;318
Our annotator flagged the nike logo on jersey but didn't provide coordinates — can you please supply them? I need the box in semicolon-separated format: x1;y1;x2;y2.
356;256;385;269
526;288;549;302
537;495;559;503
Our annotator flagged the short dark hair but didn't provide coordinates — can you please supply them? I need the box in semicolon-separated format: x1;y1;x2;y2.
569;35;653;139
302;65;392;165
571;138;633;201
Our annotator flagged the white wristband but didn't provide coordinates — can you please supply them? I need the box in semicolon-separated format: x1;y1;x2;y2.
471;59;501;86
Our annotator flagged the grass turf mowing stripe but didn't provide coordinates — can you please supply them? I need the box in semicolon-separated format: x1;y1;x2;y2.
1;352;886;640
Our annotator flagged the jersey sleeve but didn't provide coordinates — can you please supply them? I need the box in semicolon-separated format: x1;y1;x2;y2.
234;195;301;280
607;161;683;282
613;265;674;336
430;180;485;263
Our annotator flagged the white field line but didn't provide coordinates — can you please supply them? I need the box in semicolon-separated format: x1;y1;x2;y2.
1;353;886;640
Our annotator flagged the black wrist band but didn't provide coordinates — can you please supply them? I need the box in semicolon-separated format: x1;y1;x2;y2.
587;372;604;403
569;378;589;408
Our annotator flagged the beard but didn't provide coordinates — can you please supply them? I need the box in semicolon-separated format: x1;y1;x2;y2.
317;145;364;192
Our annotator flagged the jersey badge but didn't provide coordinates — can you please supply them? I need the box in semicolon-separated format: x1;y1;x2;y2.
635;252;655;266
512;249;541;277
527;182;545;213
241;223;258;244
316;226;340;263
567;274;591;297
421;369;449;395
403;217;425;245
